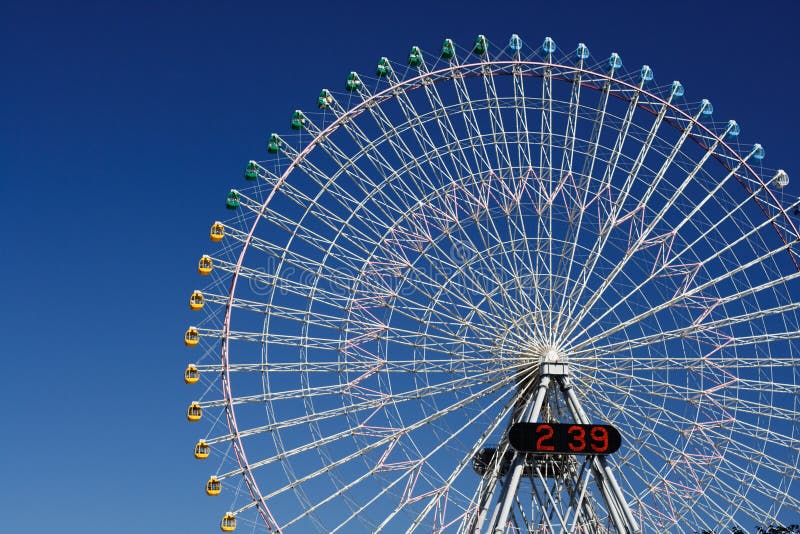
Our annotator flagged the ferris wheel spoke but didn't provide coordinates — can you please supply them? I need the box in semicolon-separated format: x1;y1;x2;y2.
574;343;797;378
576;337;800;374
440;65;547;325
235;194;384;266
293;131;425;231
271;372;515;529
660;187;800;282
238;174;392;258
411;67;477;187
566;383;692;511
374;247;509;337
539;47;554;192
360;82;466;201
541;48;560;336
706;430;800;486
555;73;655;337
229;258;356;302
550;54;587;330
582;392;794;498
447;212;542;325
387;88;468;202
557;49;585;181
479;60;515;174
409;270;525;347
279;143;433;259
209;298;347;330
579;378;713;447
200;358;516;377
381;219;540;335
548;68;614;341
566;234;800;356
574;356;800;375
325;96;444;208
512;51;533;171
569;296;800;363
692;451;799;518
226;234;381;295
477;185;546;328
324;97;411;185
359;105;452;208
218;426;366;484
592;266;800;362
207;367;512;447
730;416;800;452
386;295;503;348
370;379;521;532
562;109;734;330
564;156;764;344
449;62;494;174
554;82;687;338
704;484;784;528
324;153;552;330
377;273;507;342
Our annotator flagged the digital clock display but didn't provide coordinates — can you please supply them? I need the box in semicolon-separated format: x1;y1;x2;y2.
508;423;621;455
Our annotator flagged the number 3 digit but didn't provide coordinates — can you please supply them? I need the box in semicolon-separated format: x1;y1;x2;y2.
568;425;586;452
535;424;555;451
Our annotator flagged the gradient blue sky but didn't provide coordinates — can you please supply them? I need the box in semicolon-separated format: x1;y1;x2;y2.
3;0;799;532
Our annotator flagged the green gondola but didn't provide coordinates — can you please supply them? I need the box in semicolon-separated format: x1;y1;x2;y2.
345;72;362;92
244;160;258;181
440;39;455;59
408;46;422;67
317;89;333;109
267;133;281;154
290;110;306;130
473;35;487;55
376;57;391;77
226;190;240;210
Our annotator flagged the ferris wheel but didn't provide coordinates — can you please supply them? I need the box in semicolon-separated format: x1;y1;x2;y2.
182;34;800;533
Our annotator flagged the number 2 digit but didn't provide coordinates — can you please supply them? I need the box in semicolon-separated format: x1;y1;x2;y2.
535;424;555;451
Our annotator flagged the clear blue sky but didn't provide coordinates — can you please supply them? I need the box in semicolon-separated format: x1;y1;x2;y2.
2;0;798;532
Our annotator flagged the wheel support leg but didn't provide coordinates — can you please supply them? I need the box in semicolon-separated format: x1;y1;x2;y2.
488;376;551;533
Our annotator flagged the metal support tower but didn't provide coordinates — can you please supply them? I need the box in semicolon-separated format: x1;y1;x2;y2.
466;361;641;534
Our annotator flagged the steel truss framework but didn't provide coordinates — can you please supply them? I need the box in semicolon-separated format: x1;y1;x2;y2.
470;363;640;534
184;35;800;533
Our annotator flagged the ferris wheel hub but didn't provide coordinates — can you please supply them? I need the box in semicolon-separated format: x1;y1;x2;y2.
541;346;562;362
515;342;570;379
527;341;566;363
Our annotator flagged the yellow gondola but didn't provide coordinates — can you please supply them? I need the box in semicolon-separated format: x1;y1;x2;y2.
206;476;221;496
189;290;204;310
220;512;236;532
194;440;210;459
184;327;200;347
187;401;202;422
184;364;199;384
198;255;213;275
210;221;225;242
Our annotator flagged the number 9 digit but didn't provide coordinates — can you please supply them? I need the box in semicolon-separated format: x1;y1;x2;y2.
590;426;609;453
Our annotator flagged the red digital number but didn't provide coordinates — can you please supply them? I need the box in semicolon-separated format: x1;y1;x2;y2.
567;425;586;452
535;424;555;451
590;426;609;453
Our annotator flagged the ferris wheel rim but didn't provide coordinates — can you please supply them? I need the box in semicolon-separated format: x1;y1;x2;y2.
204;48;800;531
